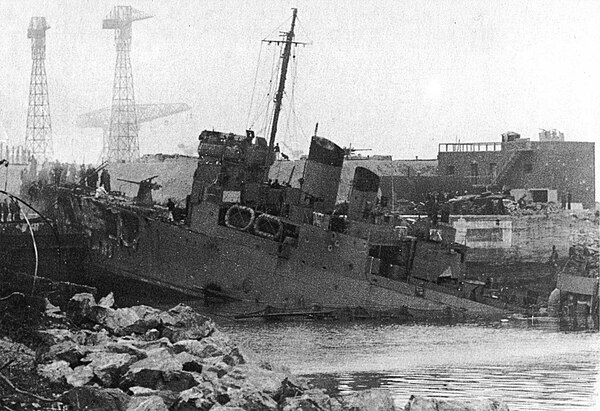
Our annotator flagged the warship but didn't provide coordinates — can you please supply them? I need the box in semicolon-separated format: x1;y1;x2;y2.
43;10;509;320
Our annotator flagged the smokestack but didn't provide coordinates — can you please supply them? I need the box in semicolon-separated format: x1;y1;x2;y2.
301;136;344;214
347;167;379;221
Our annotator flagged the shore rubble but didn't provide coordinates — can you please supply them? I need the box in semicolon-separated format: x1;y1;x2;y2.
0;291;510;410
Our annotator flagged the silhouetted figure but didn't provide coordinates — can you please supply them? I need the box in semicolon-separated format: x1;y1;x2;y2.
87;165;98;189
567;192;572;210
549;245;559;267
0;199;9;223
100;169;112;192
29;155;38;179
52;161;63;186
9;198;20;222
167;198;175;221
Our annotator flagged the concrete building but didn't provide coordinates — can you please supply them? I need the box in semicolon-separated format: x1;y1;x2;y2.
437;132;595;209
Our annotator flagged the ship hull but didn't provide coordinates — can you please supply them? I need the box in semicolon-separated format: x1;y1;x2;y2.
54;192;507;320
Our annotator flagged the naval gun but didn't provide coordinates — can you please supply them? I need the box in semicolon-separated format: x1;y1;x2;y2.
342;146;371;159
117;175;161;206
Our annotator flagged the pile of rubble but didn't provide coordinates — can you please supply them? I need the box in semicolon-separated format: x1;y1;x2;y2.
1;291;511;410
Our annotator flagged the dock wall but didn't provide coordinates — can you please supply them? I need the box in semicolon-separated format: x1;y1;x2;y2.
449;213;598;264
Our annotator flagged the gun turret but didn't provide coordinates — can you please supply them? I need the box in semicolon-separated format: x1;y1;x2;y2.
117;175;161;206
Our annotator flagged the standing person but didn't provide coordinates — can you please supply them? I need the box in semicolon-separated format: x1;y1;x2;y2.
549;245;559;268
52;161;63;186
87;165;98;188
29;155;38;179
166;198;175;221
100;169;111;192
567;192;572;210
9;198;20;222
78;164;87;185
0;199;8;223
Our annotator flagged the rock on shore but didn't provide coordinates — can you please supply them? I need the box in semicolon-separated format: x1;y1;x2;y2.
24;292;510;410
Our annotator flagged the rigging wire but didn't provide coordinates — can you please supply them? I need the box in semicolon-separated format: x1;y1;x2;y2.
260;14;292;43
294;16;313;45
245;43;264;128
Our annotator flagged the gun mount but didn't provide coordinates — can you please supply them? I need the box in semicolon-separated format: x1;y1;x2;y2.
117;175;161;206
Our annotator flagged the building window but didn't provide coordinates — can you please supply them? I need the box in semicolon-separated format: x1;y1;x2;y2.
524;163;533;173
446;165;455;175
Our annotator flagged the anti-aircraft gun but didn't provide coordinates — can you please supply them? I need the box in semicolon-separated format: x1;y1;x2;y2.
117;175;161;206
342;145;371;159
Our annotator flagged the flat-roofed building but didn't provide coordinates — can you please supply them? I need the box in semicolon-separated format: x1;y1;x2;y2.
437;132;595;209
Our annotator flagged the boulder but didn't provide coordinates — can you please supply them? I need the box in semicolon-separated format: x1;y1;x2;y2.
223;364;289;395
82;351;136;387
37;360;72;384
171;385;216;410
128;386;180;409
162;304;215;342
172;332;230;358
65;293;97;325
90;306;143;336
145;329;161;341
202;360;231;380
41;339;89;366
99;292;115;308
345;389;395;411
106;339;150;359
120;347;198;392
404;396;510;411
175;352;204;373
222;347;247;366
36;328;75;345
226;387;278;410
74;329;111;346
283;396;341;411
121;336;173;351
61;386;131;411
273;377;307;405
126;395;169;411
66;365;95;387
282;388;343;411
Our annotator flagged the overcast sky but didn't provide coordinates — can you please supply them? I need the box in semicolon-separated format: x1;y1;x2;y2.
0;1;598;181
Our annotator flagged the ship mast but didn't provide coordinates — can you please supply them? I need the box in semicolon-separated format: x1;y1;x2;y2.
267;8;298;151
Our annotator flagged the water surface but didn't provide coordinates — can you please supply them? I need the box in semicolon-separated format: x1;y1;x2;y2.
221;321;600;411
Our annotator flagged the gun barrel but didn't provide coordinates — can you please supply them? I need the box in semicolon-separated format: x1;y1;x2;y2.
116;178;141;185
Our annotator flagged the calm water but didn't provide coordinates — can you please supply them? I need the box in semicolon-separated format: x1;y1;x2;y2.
220;321;600;411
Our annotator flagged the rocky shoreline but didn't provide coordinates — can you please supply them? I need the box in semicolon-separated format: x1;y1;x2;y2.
0;290;510;410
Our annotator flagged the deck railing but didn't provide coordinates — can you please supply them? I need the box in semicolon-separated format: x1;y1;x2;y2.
438;142;502;153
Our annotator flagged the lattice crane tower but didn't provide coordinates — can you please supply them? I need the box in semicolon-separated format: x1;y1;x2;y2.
103;6;152;162
25;17;53;160
76;103;191;161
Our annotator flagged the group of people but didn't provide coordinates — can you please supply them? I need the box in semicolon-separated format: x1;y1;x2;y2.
21;157;112;193
0;197;21;223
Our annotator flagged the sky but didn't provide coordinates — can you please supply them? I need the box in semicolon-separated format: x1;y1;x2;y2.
0;0;598;194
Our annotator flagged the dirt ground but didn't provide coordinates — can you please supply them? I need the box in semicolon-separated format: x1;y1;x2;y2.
0;298;69;410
